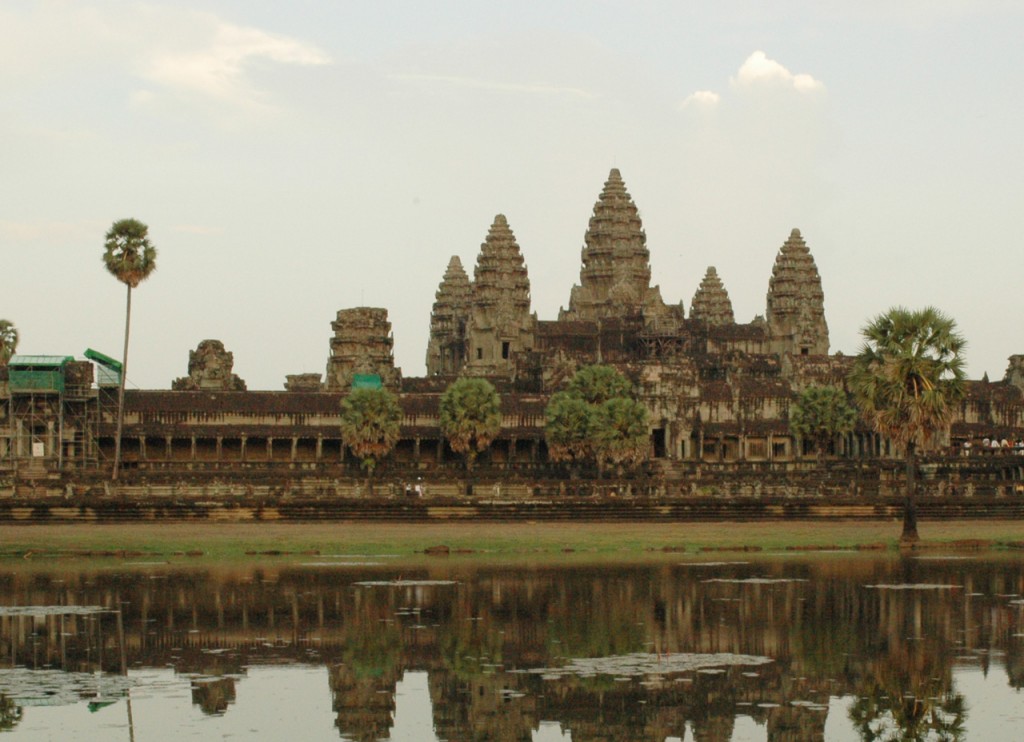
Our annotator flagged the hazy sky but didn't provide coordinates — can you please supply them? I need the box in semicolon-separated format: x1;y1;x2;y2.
3;1;1022;390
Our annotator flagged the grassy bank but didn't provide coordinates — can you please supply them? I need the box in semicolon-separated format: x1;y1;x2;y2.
3;520;1024;562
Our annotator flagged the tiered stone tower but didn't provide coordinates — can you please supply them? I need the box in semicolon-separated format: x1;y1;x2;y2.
324;307;400;391
561;169;665;321
466;215;534;374
765;228;829;356
425;256;472;376
690;267;735;326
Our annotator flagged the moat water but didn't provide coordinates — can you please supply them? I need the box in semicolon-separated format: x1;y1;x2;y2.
0;553;1022;740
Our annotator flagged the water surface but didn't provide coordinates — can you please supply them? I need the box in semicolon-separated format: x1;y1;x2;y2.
0;552;1022;740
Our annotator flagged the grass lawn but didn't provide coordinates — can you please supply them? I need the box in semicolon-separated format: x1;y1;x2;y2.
2;519;1024;562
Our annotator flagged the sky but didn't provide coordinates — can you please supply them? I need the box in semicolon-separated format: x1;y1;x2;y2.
2;1;1022;390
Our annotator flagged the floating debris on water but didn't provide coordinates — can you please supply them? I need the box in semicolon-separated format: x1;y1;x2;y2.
0;606;111;617
0;669;136;707
678;561;750;567
864;584;962;590
300;562;385;567
703;578;808;585
353;580;457;587
527;652;773;679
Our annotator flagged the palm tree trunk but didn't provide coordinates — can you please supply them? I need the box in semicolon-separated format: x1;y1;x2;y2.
112;285;131;482
901;440;920;544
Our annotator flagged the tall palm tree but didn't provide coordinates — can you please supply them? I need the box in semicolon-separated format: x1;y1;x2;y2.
103;218;157;481
849;307;966;544
340;387;402;497
0;320;17;366
439;377;502;495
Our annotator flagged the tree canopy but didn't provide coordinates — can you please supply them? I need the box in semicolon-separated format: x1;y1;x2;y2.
340;387;402;476
439;377;502;467
849;306;966;452
103;218;157;288
545;365;649;477
789;385;856;463
568;364;633;405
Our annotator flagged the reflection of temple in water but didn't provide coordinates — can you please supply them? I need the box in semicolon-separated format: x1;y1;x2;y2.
0;558;1020;739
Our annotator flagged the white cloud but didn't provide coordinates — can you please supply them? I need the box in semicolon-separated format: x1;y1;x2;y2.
731;51;824;92
679;90;721;109
145;19;330;106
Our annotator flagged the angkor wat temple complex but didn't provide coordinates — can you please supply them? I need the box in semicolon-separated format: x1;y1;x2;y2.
3;169;1024;496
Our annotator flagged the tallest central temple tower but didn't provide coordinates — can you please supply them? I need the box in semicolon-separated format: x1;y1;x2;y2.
560;169;666;321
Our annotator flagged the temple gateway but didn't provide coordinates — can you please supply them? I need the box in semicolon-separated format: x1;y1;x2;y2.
2;169;1023;495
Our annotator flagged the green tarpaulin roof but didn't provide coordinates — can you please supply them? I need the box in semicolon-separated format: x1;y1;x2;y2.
84;348;123;372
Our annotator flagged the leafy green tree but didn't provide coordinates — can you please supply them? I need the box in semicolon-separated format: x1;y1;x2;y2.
439;377;502;494
789;385;857;467
544;391;594;472
340;387;402;496
545;365;650;485
103;218;157;481
592;397;650;476
849;307;966;544
0;320;17;366
568;364;632;405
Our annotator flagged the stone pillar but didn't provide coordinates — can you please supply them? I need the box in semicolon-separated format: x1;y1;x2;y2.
138;436;146;461
290;437;298;463
216;436;223;461
165;436;172;460
413;437;421;464
508;437;517;469
267;437;274;461
316;436;323;461
190;436;197;462
240;435;247;462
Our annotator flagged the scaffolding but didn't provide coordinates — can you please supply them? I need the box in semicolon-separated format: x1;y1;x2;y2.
2;355;101;475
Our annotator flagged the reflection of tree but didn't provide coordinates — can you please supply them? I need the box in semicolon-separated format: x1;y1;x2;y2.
849;650;966;741
0;694;21;731
190;677;236;715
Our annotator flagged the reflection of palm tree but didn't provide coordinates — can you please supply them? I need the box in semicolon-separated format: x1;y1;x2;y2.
0;694;22;730
849;656;966;741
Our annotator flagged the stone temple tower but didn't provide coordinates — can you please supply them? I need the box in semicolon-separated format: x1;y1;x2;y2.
765;228;829;356
465;215;534;374
425;256;472;376
561;169;665;321
690;267;735;326
324;307;401;390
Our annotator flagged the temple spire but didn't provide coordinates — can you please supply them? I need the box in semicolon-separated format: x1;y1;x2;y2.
765;228;829;355
561;169;662;321
466;215;534;374
425;256;471;376
690;267;735;325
